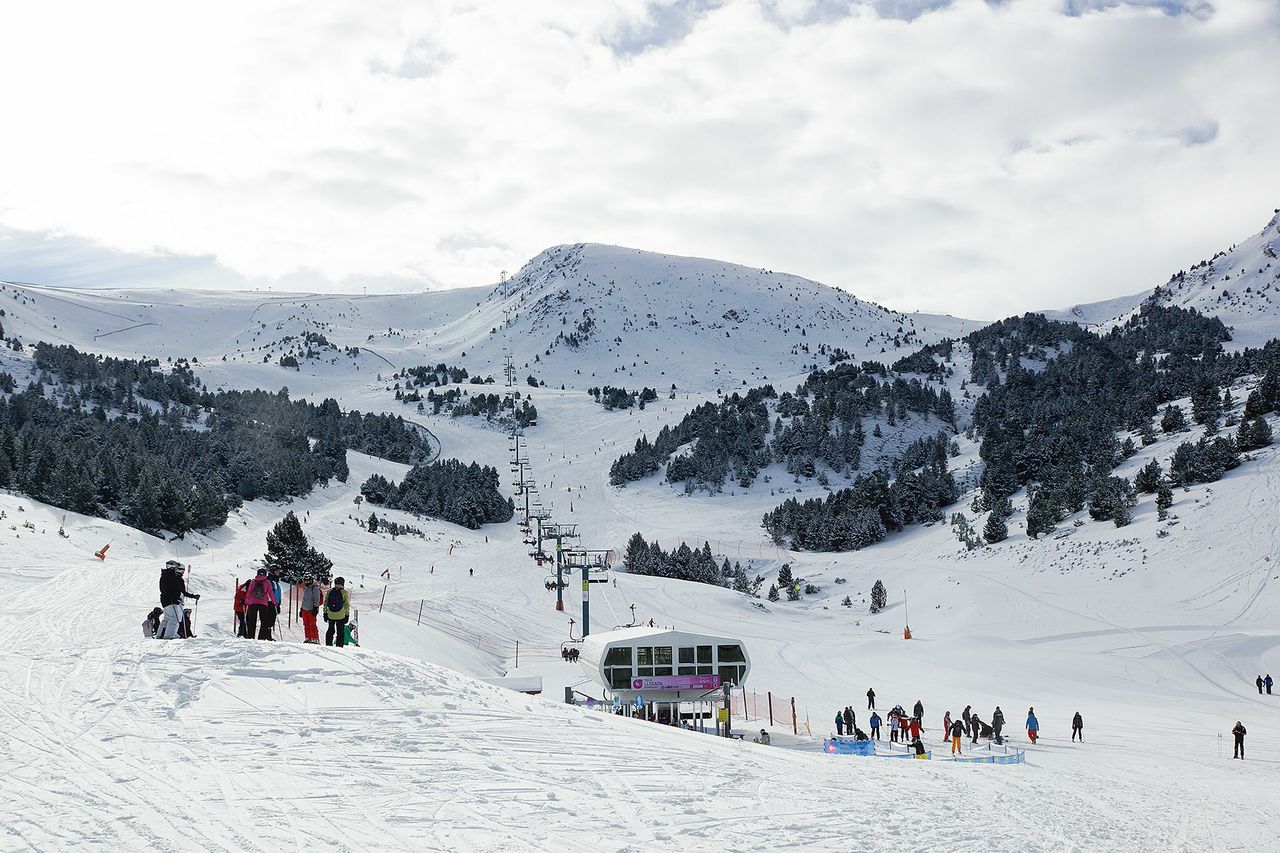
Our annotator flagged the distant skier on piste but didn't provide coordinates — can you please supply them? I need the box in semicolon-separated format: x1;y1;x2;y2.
866;687;876;710
1232;721;1246;759
1072;712;1084;742
913;699;924;722
1266;674;1274;695
1257;675;1265;695
1026;708;1040;744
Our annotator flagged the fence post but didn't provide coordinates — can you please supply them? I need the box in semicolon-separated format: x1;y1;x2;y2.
791;697;797;735
741;686;747;721
417;599;424;625
379;585;387;613
768;691;774;726
516;640;520;668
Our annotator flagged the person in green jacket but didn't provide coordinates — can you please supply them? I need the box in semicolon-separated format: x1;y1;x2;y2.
323;577;351;648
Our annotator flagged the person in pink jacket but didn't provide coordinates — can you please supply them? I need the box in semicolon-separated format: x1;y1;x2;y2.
244;568;278;640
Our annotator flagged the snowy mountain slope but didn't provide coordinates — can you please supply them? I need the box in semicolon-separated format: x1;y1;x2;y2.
1047;210;1280;349
0;242;983;395
3;432;1280;851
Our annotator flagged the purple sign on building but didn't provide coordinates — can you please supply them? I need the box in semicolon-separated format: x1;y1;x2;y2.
630;674;721;691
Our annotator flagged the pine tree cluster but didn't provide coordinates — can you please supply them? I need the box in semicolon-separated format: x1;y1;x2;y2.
587;386;658;410
622;532;753;590
360;459;514;529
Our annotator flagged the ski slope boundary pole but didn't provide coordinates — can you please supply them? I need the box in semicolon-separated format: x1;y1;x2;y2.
380;585;387;613
417;599;424;625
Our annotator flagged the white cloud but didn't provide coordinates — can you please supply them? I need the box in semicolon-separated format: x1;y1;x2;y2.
0;0;1276;317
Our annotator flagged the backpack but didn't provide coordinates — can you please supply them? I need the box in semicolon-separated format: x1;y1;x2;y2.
251;576;272;602
326;588;345;613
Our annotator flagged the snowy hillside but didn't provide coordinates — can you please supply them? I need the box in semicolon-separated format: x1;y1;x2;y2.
1048;210;1280;349
0;242;981;395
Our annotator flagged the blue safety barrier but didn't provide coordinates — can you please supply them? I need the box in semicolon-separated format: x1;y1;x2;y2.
823;737;875;756
876;750;931;760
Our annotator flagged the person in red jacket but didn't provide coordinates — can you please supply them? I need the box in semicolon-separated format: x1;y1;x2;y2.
233;581;249;638
908;716;922;741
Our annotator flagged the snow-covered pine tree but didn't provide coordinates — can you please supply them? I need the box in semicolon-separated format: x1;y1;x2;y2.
870;579;886;613
1156;481;1173;520
983;511;1008;543
264;510;333;584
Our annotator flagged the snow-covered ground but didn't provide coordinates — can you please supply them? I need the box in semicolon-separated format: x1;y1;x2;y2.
4;229;1280;850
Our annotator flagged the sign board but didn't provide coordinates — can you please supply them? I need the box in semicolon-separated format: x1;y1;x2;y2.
717;708;729;723
630;674;721;691
823;738;876;756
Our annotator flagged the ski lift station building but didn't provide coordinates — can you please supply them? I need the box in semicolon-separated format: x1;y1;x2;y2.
578;627;751;703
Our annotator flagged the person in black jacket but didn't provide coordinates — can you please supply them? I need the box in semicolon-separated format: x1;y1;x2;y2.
158;561;199;639
1232;722;1246;759
1072;712;1084;742
867;688;876;710
843;707;854;735
949;717;965;755
992;706;1005;744
913;699;924;722
1257;676;1265;695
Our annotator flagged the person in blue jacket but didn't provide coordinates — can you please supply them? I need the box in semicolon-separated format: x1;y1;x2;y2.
835;712;845;737
869;711;882;740
1026;707;1040;743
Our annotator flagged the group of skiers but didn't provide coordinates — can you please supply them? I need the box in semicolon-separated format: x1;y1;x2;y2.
1255;674;1274;695
233;569;352;647
835;690;1082;755
142;561;353;647
143;561;202;639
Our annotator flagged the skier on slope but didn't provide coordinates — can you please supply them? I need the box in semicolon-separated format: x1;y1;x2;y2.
1072;712;1084;742
889;709;901;743
908;716;922;741
299;575;322;644
1026;708;1040;744
1232;721;1246;759
913;699;924;722
324;577;351;648
911;736;926;759
1266;674;1274;695
233;580;249;638
950;717;965;755
969;714;983;744
1257;675;1265;695
835;712;845;737
244;569;276;640
843;707;854;735
992;706;1005;745
962;705;972;729
158;561;199;640
867;687;876;710
869;711;882;740
942;711;952;744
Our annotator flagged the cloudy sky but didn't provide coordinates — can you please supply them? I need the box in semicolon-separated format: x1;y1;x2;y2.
0;0;1276;318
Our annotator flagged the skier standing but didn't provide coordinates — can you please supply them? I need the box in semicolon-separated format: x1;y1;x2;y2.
911;736;926;759
950;717;964;755
1026;708;1040;744
1232;721;1246;758
158;561;199;640
942;711;952;743
244;568;276;640
908;716;922;741
1257;676;1265;695
992;706;1005;744
1072;711;1084;742
844;707;854;736
835;712;845;737
913;699;924;722
889;710;901;743
969;714;982;744
867;688;876;710
869;711;881;740
233;580;249;638
1266;674;1274;695
299;575;322;644
324;577;351;648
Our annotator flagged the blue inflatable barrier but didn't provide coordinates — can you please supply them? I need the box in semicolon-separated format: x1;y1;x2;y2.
823;738;875;756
